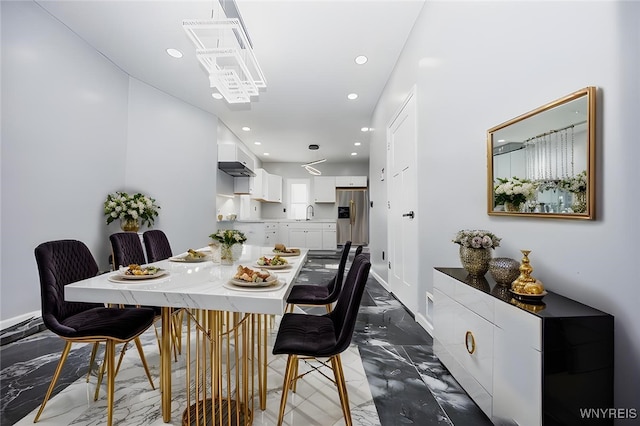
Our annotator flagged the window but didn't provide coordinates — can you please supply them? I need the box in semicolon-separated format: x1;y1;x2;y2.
288;179;309;220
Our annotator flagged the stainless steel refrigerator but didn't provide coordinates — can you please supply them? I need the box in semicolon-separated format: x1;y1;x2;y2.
336;188;369;246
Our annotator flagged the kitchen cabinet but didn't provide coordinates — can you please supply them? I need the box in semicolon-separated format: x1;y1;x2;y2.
322;222;337;249
313;176;336;203
335;176;367;187
234;176;253;194
278;222;290;246
232;222;265;246
287;222;333;250
250;168;282;202
264;223;278;246
433;268;613;426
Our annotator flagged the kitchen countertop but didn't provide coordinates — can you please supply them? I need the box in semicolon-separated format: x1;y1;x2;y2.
231;219;336;223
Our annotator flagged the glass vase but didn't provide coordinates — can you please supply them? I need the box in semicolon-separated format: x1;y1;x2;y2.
220;243;242;265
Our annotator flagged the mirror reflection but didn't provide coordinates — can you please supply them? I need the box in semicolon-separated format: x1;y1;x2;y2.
487;87;595;219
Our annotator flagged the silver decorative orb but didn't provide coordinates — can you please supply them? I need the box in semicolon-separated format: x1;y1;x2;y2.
489;257;520;286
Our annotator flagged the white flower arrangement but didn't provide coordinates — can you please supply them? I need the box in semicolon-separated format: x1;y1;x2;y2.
209;229;248;246
104;191;160;227
559;170;587;193
453;229;501;249
494;176;537;206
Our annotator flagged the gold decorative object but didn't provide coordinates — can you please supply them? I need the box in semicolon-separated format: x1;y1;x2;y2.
511;250;545;295
120;217;140;232
489;257;520;286
459;246;492;276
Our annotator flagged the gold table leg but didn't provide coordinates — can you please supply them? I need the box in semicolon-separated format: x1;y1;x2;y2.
161;307;172;422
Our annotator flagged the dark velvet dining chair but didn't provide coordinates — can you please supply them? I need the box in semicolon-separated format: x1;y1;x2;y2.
143;229;173;263
110;231;183;360
34;239;156;426
273;254;371;426
285;241;352;313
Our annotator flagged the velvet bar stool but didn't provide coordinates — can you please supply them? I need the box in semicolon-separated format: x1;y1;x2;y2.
285;241;352;313
273;254;371;426
34;240;156;426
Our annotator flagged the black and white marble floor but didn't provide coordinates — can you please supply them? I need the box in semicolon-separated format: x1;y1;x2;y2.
0;252;492;425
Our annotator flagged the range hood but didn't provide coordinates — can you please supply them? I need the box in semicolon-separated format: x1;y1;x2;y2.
218;161;256;177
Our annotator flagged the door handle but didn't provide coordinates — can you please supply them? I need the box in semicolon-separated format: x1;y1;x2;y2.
402;211;415;219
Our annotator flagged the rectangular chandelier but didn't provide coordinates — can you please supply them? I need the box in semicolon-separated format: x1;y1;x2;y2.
183;13;266;104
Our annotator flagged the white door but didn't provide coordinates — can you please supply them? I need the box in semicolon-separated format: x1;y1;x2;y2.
387;88;419;314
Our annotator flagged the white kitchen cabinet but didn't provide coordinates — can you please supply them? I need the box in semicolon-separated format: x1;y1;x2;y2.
433;268;614;426
267;173;282;203
287;222;325;250
232;222;266;245
250;168;282;202
277;222;290;246
313;176;336;203
335;175;367;187
264;223;278;247
322;222;336;249
234;176;253;194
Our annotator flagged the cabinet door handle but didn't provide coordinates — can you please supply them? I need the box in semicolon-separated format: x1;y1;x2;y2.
465;331;476;354
402;211;415;219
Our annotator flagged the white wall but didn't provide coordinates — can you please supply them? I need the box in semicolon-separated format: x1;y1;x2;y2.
1;1;219;322
369;0;639;409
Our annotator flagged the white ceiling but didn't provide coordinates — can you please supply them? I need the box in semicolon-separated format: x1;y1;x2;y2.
35;0;426;166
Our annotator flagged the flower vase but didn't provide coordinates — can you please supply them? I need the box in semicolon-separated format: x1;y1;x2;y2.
572;192;587;213
220;243;242;265
120;217;140;232
209;242;221;264
459;246;492;276
504;202;521;212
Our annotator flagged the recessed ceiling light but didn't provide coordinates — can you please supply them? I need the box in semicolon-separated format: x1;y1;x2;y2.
212;93;223;99
354;142;361;146
355;55;368;65
263;152;270;156
242;126;251;132
351;152;358;156
166;48;183;58
254;141;262;145
361;127;369;132
347;93;358;100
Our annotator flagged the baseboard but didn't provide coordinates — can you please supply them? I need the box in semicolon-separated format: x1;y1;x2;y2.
370;269;390;292
0;310;41;332
415;312;433;337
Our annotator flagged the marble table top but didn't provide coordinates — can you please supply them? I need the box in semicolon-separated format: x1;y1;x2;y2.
65;245;308;315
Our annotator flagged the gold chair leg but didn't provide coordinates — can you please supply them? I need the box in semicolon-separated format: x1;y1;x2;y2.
134;337;155;389
94;355;106;401
325;304;332;313
331;355;352;426
34;341;73;422
86;342;99;382
106;340;116;426
277;354;297;426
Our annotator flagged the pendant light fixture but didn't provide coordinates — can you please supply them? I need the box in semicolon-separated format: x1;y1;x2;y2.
301;145;326;175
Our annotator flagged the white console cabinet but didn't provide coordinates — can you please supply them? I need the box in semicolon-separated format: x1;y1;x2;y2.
433;268;613;426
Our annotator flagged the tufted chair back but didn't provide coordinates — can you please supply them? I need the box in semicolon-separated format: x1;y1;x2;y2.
109;232;146;269
143;230;173;263
34;240;103;337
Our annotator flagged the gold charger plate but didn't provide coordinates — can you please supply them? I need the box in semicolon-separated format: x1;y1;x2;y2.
254;262;291;270
271;249;300;257
223;280;284;292
229;272;278;287
169;254;210;263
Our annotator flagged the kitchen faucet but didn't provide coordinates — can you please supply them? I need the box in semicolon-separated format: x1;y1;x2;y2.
306;205;315;221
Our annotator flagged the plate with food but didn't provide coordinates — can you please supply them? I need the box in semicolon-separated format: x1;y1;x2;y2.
169;249;210;263
255;255;291;269
228;265;279;288
109;264;168;282
509;289;548;302
272;243;300;257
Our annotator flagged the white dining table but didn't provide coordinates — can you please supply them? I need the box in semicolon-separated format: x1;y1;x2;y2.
64;244;309;423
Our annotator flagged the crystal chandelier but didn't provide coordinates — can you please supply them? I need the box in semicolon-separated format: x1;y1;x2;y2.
183;1;266;104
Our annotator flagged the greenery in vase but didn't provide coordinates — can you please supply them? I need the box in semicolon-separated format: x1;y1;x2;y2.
494;176;537;206
209;229;247;246
559;170;587;193
453;229;501;249
104;191;160;227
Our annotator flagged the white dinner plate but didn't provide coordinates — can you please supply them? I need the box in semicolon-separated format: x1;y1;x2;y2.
254;262;291;270
229;272;278;287
169;254;210;263
270;249;300;257
108;271;169;283
223;280;284;292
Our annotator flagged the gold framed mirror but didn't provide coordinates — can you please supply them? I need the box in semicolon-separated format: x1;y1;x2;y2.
487;87;596;219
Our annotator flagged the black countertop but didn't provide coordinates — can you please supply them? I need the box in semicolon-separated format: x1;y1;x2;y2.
435;267;612;319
